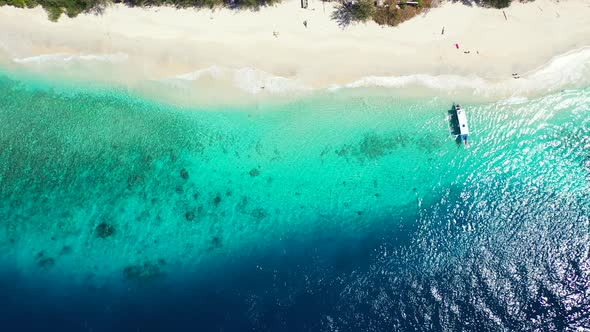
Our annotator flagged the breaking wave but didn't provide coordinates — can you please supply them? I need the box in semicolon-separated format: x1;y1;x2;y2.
167;47;590;98
13;52;129;65
171;66;309;95
9;47;590;99
332;46;590;96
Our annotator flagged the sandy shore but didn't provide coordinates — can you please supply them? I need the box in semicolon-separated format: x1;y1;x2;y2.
0;0;589;101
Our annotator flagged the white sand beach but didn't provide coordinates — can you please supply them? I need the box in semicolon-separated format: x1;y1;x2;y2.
0;0;589;100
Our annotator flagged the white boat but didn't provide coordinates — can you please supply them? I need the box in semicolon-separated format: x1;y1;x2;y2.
453;103;470;147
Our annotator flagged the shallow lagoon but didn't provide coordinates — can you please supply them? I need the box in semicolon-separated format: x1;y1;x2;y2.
0;71;589;330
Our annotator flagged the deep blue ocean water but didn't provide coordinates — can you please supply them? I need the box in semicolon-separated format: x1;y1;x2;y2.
0;70;589;331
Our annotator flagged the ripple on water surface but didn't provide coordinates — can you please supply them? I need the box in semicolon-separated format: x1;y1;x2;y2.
0;72;589;330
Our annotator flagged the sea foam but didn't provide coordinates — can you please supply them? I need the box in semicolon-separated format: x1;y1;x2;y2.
332;46;590;97
168;47;590;97
172;66;308;94
10;47;590;98
13;52;129;65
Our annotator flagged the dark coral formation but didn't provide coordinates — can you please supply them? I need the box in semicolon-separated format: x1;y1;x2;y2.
60;245;73;255
236;196;249;213
170;151;178;162
250;208;268;220
180;168;189;180
249;168;260;177
38;257;55;268
213;195;222;207
10;199;22;208
211;236;222;249
127;175;145;190
35;251;55;269
334;131;417;160
185;211;195;221
415;134;442;152
95;222;115;239
122;262;164;281
359;133;406;159
335;145;352;157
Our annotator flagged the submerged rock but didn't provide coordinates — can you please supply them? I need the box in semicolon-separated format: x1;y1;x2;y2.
95;222;115;239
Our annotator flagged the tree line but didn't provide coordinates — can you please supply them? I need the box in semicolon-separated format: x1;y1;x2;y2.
0;0;520;23
338;0;517;28
0;0;280;21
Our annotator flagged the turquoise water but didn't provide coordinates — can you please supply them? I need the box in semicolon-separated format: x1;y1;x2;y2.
0;69;589;330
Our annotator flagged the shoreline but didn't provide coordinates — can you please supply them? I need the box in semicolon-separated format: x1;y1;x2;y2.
0;0;589;104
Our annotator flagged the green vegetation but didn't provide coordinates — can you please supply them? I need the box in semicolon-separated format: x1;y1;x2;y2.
0;0;280;21
0;0;108;19
0;0;37;8
373;0;431;27
0;0;527;23
114;0;280;9
333;0;431;27
482;0;512;9
338;0;526;27
348;0;376;21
